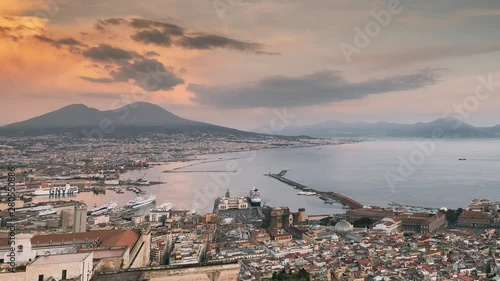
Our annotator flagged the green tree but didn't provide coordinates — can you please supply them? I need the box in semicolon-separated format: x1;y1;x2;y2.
353;217;373;228
269;268;310;281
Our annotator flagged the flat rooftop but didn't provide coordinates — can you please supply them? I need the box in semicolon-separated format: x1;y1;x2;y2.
31;252;91;265
87;248;126;259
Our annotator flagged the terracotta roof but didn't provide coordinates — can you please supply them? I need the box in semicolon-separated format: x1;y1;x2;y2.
0;229;140;249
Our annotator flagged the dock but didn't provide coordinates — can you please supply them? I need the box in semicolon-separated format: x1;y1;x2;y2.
266;170;364;210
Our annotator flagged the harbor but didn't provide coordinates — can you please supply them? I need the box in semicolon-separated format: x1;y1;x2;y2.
266;170;364;210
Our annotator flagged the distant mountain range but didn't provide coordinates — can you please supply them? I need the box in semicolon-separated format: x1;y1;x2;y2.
4;103;500;138
274;118;500;138
0;102;257;137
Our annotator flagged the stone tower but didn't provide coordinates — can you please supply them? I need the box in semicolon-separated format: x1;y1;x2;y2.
73;203;87;233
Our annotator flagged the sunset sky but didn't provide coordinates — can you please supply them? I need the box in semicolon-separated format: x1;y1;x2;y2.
1;0;500;129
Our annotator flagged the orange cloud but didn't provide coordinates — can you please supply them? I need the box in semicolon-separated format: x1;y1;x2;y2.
0;1;39;15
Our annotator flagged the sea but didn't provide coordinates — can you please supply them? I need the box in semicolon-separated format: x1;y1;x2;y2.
32;139;500;215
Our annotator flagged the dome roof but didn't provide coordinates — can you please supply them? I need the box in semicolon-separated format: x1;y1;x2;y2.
334;220;353;233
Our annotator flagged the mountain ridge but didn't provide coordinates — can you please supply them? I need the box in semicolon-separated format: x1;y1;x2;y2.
267;117;500;138
0;102;252;137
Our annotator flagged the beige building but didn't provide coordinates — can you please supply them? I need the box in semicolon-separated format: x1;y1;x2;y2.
0;228;151;269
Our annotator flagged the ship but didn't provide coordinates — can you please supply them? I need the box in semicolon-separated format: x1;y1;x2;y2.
33;183;79;196
126;194;156;209
90;201;117;216
39;206;56;216
151;202;173;212
249;187;262;207
104;179;120;185
297;191;317;196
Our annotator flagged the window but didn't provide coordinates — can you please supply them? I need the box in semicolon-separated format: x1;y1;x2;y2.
38;275;44;281
17;245;23;252
62;270;67;279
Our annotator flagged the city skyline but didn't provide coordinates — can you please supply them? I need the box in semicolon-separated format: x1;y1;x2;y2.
2;0;500;130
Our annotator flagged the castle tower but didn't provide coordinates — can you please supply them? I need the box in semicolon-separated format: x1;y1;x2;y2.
73;203;87;233
298;208;306;224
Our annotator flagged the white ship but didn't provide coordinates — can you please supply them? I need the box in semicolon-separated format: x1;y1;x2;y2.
104;179;120;185
297;191;317;196
151;202;173;212
126;194;156;209
249;187;262;207
90;201;117;216
33;183;78;196
39;206;56;216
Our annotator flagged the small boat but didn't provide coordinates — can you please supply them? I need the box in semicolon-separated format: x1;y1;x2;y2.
297;191;317;196
459;158;466;161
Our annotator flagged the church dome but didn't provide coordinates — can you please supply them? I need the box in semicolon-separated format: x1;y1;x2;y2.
334;220;353;233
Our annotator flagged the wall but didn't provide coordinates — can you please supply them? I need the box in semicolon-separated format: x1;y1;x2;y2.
144;263;240;281
0;271;25;281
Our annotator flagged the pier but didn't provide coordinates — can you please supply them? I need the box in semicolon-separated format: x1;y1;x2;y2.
266;170;364;210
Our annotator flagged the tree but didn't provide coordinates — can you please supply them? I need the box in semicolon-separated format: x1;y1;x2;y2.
353;217;373;228
269;268;311;281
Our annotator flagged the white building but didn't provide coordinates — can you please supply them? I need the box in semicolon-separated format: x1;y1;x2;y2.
218;190;249;211
0;252;93;281
89;215;109;225
148;211;170;222
1;234;37;264
373;217;402;234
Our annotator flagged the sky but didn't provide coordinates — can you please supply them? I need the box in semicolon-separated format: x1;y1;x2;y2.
1;0;500;129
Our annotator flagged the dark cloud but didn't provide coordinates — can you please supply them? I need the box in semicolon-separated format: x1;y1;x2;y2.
254;50;281;55
189;68;442;108
179;34;261;51
0;26;11;34
129;18;184;36
82;44;142;62
92;17;275;54
79;76;114;83
80;57;184;92
144;51;161;57
131;29;172;46
95;18;127;31
110;58;184;91
33;35;87;53
34;35;85;48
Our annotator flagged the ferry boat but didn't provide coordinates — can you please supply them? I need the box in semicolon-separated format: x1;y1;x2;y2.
39;206;56;216
126;194;156;209
90;201;117;216
249;187;262;207
104;179;120;185
134;179;151;186
297;191;317;196
33;183;79;196
151;202;173;212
